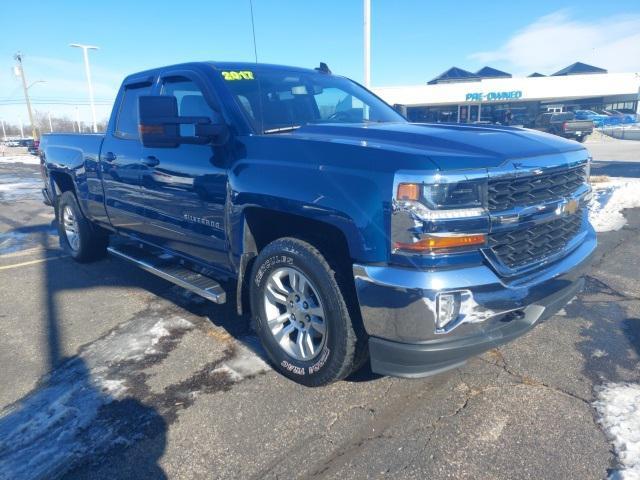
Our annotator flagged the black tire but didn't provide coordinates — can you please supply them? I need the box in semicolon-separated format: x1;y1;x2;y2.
576;135;587;143
57;191;108;262
250;238;365;386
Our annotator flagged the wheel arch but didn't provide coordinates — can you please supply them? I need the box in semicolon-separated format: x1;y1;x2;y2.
235;207;354;316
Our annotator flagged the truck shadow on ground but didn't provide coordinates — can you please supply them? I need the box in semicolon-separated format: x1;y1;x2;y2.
0;223;172;479
570;270;640;386
0;210;382;478
591;161;640;178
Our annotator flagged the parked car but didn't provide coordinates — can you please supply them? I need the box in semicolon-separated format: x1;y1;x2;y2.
39;61;596;386
608;110;638;124
592;110;622;125
574;110;609;127
28;140;40;155
533;112;594;142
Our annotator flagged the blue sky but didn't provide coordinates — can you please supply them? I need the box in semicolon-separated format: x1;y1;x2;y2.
1;0;639;124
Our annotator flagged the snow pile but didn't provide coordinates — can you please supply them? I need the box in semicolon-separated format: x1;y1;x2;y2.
0;228;57;255
594;383;640;480
0;311;272;479
82;316;194;365
213;336;270;381
589;178;640;232
0;315;194;480
0;175;42;201
0;155;40;165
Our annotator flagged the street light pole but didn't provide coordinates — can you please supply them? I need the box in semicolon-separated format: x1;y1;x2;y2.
70;43;99;133
363;0;371;89
13;52;37;140
48;111;53;132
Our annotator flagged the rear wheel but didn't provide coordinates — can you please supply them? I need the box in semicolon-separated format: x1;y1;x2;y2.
250;237;365;386
57;191;108;262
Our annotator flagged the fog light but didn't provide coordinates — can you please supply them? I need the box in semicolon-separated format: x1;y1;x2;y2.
436;292;460;330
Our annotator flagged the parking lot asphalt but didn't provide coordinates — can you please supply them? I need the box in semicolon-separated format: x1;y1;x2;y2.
0;151;639;479
585;137;640;162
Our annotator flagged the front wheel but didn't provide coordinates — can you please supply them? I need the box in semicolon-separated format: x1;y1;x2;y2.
250;238;365;386
57;191;108;262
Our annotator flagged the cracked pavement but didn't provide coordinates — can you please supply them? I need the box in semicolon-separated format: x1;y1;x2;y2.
0;160;638;479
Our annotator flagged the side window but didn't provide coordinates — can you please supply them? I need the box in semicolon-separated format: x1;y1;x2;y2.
115;84;152;139
161;78;216;136
314;87;365;122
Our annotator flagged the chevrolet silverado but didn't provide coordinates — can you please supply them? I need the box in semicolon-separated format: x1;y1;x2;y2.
40;62;596;386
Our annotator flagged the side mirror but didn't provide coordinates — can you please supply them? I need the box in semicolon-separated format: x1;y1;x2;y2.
138;95;229;148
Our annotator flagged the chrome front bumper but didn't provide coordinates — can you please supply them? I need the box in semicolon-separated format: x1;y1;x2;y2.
352;227;596;377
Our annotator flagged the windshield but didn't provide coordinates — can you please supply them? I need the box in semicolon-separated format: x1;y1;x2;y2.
218;68;406;133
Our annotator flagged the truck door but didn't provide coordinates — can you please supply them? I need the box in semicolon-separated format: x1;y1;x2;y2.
137;73;229;268
100;80;152;233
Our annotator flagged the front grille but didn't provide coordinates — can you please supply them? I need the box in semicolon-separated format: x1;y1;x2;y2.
488;165;587;211
488;210;583;270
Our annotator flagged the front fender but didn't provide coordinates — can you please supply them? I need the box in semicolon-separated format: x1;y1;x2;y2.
227;135;417;265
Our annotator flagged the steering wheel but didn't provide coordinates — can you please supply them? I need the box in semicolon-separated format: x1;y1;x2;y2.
327;109;356;122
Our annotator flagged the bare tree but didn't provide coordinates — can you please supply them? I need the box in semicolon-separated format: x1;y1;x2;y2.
1;111;108;139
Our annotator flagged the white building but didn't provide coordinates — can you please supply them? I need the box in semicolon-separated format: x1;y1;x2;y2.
373;63;640;126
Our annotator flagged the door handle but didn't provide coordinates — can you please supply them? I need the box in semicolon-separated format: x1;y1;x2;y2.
103;151;116;162
142;155;160;167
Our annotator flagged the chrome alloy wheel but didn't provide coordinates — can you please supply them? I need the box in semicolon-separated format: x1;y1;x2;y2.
263;267;327;361
62;205;80;252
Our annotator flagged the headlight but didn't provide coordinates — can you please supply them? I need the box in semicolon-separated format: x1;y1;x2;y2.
423;181;485;209
393;173;489;254
396;178;487;220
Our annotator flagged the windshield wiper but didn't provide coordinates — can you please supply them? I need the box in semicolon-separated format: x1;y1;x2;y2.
263;125;302;134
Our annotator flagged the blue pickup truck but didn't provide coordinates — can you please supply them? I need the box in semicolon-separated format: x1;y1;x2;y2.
40;62;596;386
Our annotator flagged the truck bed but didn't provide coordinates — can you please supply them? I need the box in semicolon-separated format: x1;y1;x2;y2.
563;120;594;135
40;133;105;168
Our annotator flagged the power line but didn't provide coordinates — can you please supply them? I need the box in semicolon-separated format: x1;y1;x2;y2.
0;97;114;103
0;100;113;106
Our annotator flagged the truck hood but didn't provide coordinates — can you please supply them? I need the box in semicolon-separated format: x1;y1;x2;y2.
289;122;586;169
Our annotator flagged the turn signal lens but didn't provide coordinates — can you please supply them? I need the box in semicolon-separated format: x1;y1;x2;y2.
393;234;486;253
139;124;164;135
397;183;420;201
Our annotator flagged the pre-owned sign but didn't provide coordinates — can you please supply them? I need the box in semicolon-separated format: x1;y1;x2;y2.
465;91;523;102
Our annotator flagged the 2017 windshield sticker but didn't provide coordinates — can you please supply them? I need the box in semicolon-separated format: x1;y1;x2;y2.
221;70;254;81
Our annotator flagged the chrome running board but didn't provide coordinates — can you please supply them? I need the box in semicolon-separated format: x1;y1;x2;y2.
107;245;226;304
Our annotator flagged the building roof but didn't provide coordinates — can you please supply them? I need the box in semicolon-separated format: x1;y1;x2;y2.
552;62;608;76
427;67;480;85
476;66;512;78
528;72;546;77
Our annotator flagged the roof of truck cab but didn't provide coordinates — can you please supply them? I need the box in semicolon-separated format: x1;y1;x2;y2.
122;61;322;83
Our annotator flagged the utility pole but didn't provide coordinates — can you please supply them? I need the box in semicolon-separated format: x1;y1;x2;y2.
1;119;6;140
48;111;53;132
14;52;37;140
363;0;371;89
70;44;99;133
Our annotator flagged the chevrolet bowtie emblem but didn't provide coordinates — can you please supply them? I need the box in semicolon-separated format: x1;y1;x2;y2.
564;199;579;215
